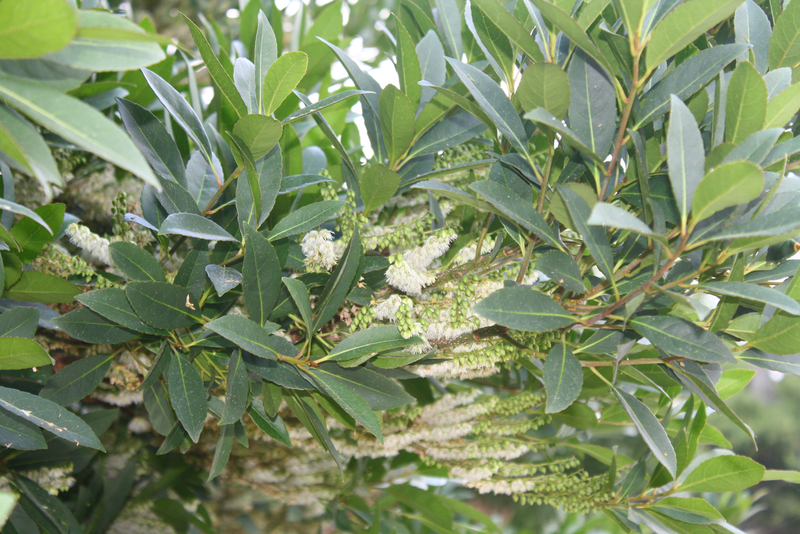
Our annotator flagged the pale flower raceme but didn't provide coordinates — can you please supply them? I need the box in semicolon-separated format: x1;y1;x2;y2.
65;222;113;265
301;229;343;271
385;230;456;296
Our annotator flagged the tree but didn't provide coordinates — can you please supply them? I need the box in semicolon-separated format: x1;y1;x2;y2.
0;0;799;532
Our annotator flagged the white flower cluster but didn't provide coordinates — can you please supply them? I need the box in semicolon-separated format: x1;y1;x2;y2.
108;504;176;534
66;223;113;265
472;477;538;495
94;390;143;406
385;231;457;296
301;229;344;271
24;464;76;496
127;417;151;434
453;236;496;265
374;294;403;321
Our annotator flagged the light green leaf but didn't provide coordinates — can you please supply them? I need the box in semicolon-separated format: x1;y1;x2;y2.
725;61;767;144
446;58;529;157
267;200;344;241
768;0;800;70
0;105;61;200
630;316;735;363
613;387;677;478
263;51;308;115
40;353;114;406
679;455;764;492
587;202;654;236
617;0;657;37
219;350;250;425
0;385;104;450
9;202;62;264
667;95;705;228
518;63;570;120
0;338;51;371
764;83;800;129
0;0;76;59
158;213;238;242
3;272;79;304
167;351;207;443
692;161;763;224
204;315;298;360
360;164;400;214
649;497;723;524
124;281;201;330
243;224;281;326
393;15;422;108
473;285;575;332
544;344;583;414
232;114;283;162
715;368;756;400
762;469;800;483
326;325;421;363
0;72;160;190
646;0;744;72
379;85;416;167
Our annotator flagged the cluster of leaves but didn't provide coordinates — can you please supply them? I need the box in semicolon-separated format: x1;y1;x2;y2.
2;0;800;532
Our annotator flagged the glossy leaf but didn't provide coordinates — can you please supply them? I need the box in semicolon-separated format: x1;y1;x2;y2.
630;316;735;363
0;307;39;338
52;307;138;344
613;387;677;478
524;108;605;165
679;455;764;492
281;90;371;123
232;114;283;162
326;326;421;363
3;272;79;304
587;203;654;236
360;165;400;214
219;350;249;425
267;200;344;241
309;367;383;441
124;281;201;330
0;409;45;450
768;0;800;70
0;338;51;371
243;224;281;326
702;282;800;315
518;63;570;119
159;213;238;242
535;251;586;293
76;288;164;335
0;105;62;200
379;85;416;166
474;285;574;332
470;0;543;63
207;423;235;481
167;351;207;443
40;354;114;406
254;11;278;114
764;83;800;129
263;51;307;115
0;0;76;59
739;349;800;375
108;241;165;282
314;363;414;410
692;161;763;223
204;315;297;360
559;186;616;281
247;399;291;445
567;49;616;158
725;61;767;144
313;228;362;331
205;265;242;297
667;95;705;228
734;0;771;74
544;344;583;414
282;277;312;328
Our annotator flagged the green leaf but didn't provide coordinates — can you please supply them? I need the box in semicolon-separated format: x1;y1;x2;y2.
667;95;705;229
434;0;463;59
267;200;344;241
715;368;756;400
309;367;383;441
313;228;363;331
282;277;312;328
124;281;201;330
0;338;51;371
40;354;114;407
691;161;764;223
108;241;166;282
285;392;342;468
473;285;575;332
142;68;215;171
159;213;238;242
470;0;544;63
567;49;616;158
535;251;586;293
762;469;800;483
263;51;308;115
587;202;655;236
413;180;500;214
314;363;414;410
0;409;45;450
360;165;400;214
0;72;160;190
725;61;767;144
219;350;250;425
0;198;51;234
392;16;422;108
144;380;175;436
281;90;371;123
3;272;79;304
326;325;421;363
204;315;298;360
408;111;488;159
544;344;583;414
51;307;137;344
739;349;800;374
768;0;800;70
518;63;570;120
167;351;207;443
182;14;246;119
558;186;616;281
446;58;529;157
649;497;723;524
679;455;764;492
735;0;771;74
254;10;278;115
243;224;281;326
0;105;62;200
523;108;605;165
645;0;744;72
0;385;104;450
701;282;800;315
205;265;242;297
174;247;209;301
379;85;416;167
470;180;562;249
0;307;39;338
232;114;283;161
637;44;748;128
116;98;186;188
9;203;62;264
764;83;800;129
207;423;235;481
247;399;291;446
613;387;677;478
155;179;202;216
0;0;76;59
617;0;657;37
630;316;735;363
77;287;165;335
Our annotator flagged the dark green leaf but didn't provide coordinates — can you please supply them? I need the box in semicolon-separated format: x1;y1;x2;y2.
309;367;383;440
204;315;299;359
0;307;39;338
325;325;421;363
379;85;416;167
587;202;655;236
205;264;242;297
312;228;362;331
473;285;575;332
247;398;291;445
667;95;705;228
77;288;166;335
144;380;175;436
567;49;616;158
208;423;235;481
254;11;278;114
649;496;723;524
167;351;207;442
535;251;586;293
3;272;79;304
108;241;165;282
559;186;616;281
315;363;414;410
243;224;281;326
219;350;249;425
52;307;138;344
470;0;543;63
40;354;114;406
282;277;312;328
630;316;735;363
613;387;677;478
0;409;45;450
360;165;400;214
739;349;800;374
124;281;201;330
266;200;344;241
701;282;800;315
544;344;583;413
10;203;62;264
159;213;238;242
281;90;371;123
